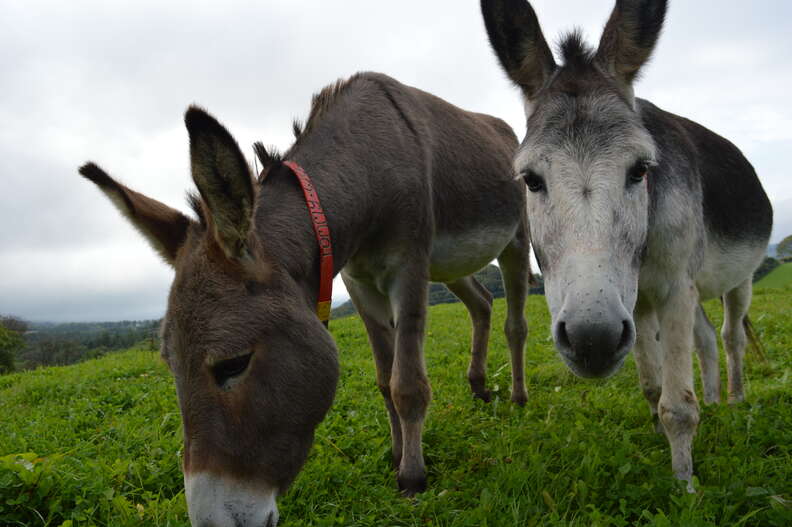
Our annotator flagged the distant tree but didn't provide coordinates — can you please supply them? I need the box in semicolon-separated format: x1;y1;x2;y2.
0;325;24;374
754;257;780;283
0;316;28;334
778;235;792;260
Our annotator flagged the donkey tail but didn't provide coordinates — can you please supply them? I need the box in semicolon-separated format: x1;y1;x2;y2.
743;316;768;362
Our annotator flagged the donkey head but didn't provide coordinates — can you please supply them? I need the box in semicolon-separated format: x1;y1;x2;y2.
482;0;667;378
80;107;339;526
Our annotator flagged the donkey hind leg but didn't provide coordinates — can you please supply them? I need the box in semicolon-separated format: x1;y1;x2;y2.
633;306;663;434
657;281;700;492
694;304;721;404
722;278;752;404
389;268;432;496
341;274;402;469
497;236;530;406
447;277;494;401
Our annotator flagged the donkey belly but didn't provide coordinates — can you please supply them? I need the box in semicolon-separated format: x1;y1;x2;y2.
695;237;766;301
429;223;517;283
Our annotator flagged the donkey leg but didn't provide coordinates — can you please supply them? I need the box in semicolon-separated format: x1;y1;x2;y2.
341;274;402;469
633;305;663;434
657;282;700;492
694;304;721;404
390;271;432;496
447;276;493;402
497;236;530;406
722;279;752;404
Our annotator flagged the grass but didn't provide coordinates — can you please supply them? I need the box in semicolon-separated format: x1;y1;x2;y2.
755;263;792;289
1;288;791;526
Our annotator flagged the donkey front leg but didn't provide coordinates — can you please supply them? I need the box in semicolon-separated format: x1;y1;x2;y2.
633;304;663;434
447;276;493;402
657;281;700;492
390;271;432;496
341;274;403;469
497;236;530;406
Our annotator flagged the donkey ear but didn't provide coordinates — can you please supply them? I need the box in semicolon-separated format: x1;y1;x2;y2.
185;106;256;261
481;0;556;101
595;0;668;86
79;162;192;266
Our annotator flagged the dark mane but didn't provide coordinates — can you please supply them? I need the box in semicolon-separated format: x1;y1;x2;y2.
558;30;596;70
294;73;363;141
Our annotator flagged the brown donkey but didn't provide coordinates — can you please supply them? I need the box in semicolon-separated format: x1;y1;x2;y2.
80;72;531;526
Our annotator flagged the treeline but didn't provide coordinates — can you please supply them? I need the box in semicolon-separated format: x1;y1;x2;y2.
0;316;160;374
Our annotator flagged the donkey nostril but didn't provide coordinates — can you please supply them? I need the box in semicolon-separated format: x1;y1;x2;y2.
556;321;571;350
618;320;633;351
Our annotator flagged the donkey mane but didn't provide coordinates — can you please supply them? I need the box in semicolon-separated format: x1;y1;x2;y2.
253;73;365;185
296;73;364;141
558;30;596;70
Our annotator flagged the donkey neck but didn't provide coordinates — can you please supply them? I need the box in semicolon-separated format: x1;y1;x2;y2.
254;155;375;305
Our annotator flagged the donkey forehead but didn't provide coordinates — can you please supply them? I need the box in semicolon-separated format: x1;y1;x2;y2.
160;263;277;363
516;93;656;173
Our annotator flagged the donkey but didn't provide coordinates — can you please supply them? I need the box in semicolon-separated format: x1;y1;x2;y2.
79;71;531;525
481;0;772;489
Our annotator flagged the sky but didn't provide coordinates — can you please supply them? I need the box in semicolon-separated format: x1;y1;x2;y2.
1;0;791;322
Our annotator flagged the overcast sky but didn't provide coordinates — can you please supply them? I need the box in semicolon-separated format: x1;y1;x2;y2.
1;0;791;322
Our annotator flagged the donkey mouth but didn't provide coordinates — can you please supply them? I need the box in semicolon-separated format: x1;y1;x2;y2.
559;348;629;379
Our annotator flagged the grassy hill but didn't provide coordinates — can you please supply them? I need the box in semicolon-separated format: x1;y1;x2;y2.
1;289;791;526
755;263;792;289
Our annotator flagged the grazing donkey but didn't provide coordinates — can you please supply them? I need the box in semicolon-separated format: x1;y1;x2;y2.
481;0;772;489
80;72;531;525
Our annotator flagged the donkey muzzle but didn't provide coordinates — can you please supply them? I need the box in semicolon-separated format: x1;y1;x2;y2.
185;472;279;527
553;287;635;378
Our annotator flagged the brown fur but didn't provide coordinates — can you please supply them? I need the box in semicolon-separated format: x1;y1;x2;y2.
80;72;529;513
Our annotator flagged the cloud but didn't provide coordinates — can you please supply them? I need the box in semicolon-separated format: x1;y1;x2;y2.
1;0;790;321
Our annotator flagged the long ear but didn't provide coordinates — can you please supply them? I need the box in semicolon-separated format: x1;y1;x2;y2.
595;0;668;86
185;106;256;261
481;0;556;100
79;163;192;266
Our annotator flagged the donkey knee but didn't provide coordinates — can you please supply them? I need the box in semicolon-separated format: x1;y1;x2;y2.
505;316;528;346
722;323;747;356
658;392;700;438
391;377;432;422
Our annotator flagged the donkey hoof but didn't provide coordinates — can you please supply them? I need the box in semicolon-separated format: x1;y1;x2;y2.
397;474;428;497
473;389;492;403
510;392;528;407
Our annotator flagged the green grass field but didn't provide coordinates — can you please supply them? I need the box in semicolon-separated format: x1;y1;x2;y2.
756;263;792;289
1;288;790;526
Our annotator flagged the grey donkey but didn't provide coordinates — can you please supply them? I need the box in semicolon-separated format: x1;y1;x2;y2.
481;0;772;490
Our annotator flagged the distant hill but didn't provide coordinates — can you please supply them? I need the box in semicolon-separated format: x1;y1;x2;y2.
767;244;777;257
16;319;160;370
331;265;543;320
755;263;792;289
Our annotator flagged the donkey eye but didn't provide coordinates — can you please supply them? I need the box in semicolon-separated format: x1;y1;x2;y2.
628;160;651;185
523;170;546;193
212;353;253;388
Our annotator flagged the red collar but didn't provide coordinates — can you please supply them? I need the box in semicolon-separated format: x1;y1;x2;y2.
283;161;334;327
